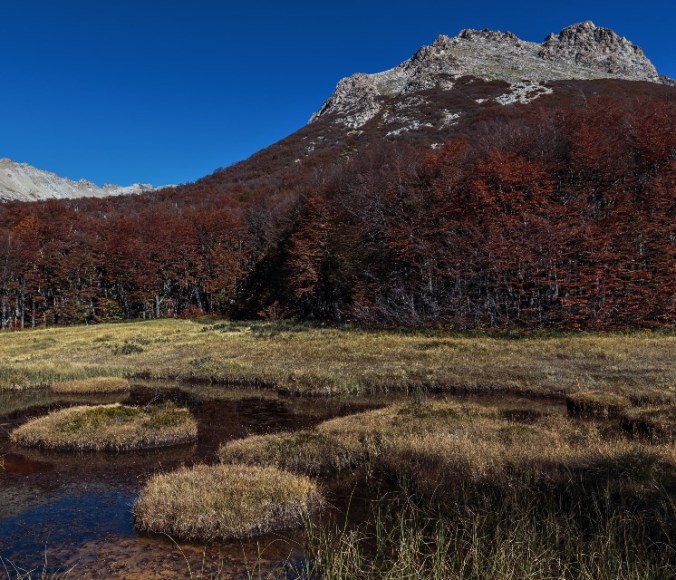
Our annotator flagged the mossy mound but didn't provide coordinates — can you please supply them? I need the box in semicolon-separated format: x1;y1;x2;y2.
566;391;630;418
51;377;130;394
133;464;322;541
10;403;197;451
218;431;356;477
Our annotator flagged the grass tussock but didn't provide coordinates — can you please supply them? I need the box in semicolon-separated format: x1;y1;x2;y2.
0;319;673;398
0;368;30;391
303;486;674;580
566;390;631;418
51;376;130;394
219;431;357;477
290;400;675;578
316;402;674;487
133;464;322;541
10;403;197;452
621;405;676;443
213;399;675;576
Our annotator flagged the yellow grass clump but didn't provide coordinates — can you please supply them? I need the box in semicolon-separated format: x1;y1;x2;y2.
10;403;197;451
300;402;676;578
133;464;322;541
218;431;357;476
51;376;131;394
311;401;674;499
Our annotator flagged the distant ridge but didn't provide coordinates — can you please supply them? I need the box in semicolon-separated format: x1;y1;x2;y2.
0;158;157;202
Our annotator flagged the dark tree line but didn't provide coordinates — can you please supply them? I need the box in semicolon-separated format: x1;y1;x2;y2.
0;90;673;330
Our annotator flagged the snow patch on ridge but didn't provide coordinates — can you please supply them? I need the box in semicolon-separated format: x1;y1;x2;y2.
496;81;553;105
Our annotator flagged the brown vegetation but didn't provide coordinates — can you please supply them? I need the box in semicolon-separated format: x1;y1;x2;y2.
1;320;673;399
304;400;674;578
10;403;197;451
0;369;30;391
213;398;676;577
133;464;322;541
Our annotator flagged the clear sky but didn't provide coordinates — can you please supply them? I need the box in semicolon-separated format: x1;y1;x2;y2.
1;1;674;187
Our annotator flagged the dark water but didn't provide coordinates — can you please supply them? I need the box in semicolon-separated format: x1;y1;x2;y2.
0;384;565;578
0;384;386;578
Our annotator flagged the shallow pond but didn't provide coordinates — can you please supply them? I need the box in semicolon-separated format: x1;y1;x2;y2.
0;383;565;578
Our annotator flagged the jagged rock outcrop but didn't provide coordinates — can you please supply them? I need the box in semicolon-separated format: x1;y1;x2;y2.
310;22;668;128
540;21;658;80
0;158;156;202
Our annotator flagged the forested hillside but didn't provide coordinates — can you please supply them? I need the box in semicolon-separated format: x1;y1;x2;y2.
0;80;673;329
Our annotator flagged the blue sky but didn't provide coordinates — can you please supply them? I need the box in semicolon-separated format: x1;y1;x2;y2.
1;1;674;187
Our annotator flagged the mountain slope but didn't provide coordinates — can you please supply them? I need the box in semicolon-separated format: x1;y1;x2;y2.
0;158;155;202
0;22;673;329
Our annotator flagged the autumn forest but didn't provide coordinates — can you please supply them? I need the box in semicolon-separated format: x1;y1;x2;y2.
1;83;674;330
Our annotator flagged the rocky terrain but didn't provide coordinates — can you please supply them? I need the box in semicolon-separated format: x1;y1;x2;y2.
310;21;665;129
0;158;155;202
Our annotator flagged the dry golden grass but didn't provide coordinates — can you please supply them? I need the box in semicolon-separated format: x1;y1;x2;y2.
0;320;673;398
51;376;131;394
133;464;322;541
217;400;674;496
621;405;676;443
566;390;631;418
218;431;357;476
0;369;30;391
10;403;197;451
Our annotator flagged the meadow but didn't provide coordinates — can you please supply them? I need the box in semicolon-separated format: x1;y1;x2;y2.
0;319;673;399
0;319;674;578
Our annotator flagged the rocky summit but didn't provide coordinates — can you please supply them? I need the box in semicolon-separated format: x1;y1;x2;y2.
310;22;666;129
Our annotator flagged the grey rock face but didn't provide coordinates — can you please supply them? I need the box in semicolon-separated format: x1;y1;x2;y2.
539;21;659;80
311;22;668;128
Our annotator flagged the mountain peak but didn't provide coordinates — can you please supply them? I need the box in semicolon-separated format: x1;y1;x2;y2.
310;22;666;128
540;22;658;79
457;28;520;43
